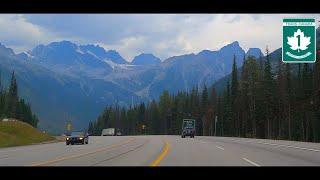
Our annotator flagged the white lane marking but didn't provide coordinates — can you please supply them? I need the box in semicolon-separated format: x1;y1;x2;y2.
0;142;62;154
215;145;225;150
257;142;320;152
0;156;9;160
228;139;320;153
198;139;225;150
242;158;261;167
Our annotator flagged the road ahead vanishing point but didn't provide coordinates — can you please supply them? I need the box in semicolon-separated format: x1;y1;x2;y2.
1;136;320;166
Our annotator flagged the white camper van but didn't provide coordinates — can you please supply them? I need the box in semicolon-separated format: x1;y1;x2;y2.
101;128;115;136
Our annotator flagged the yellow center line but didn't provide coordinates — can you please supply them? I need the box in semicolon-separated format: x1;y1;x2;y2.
150;140;170;167
92;139;150;166
30;137;135;166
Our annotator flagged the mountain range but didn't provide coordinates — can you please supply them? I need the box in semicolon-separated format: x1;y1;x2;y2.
214;26;320;94
0;40;263;134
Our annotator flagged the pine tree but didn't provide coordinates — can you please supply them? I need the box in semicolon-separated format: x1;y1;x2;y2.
263;47;274;139
231;55;240;136
222;80;233;136
209;87;217;136
217;95;223;136
159;90;171;134
276;59;285;139
0;70;39;127
88;121;93;135
6;71;19;118
313;51;320;142
0;69;2;91
240;56;250;137
0;69;4;118
201;85;209;135
149;100;160;134
231;55;239;104
295;63;304;141
285;63;292;139
302;63;314;141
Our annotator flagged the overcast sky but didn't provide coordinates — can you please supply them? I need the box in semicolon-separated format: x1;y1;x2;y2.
0;14;319;61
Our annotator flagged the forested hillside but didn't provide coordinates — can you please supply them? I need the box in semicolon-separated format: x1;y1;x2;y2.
89;44;320;142
0;71;39;127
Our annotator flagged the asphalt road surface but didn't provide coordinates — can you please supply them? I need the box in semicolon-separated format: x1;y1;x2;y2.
1;135;320;166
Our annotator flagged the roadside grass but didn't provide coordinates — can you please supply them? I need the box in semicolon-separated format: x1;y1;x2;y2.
0;120;55;148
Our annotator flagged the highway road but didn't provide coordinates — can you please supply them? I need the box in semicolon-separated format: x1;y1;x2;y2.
0;135;320;166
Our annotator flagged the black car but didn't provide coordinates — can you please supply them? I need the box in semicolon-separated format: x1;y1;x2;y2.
66;131;89;145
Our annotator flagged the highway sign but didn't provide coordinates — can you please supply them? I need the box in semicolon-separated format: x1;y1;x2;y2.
283;18;316;63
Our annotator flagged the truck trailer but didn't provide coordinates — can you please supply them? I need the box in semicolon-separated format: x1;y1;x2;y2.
181;119;195;138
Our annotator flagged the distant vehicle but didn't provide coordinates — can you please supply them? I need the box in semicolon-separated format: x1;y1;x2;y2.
181;119;195;138
101;128;115;136
116;130;122;136
66;131;89;145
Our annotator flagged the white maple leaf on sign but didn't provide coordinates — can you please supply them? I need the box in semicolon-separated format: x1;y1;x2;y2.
287;29;311;52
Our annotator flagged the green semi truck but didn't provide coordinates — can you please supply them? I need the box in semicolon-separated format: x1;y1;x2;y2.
181;119;195;138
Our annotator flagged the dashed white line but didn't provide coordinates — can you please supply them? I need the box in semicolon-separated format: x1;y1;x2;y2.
242;158;261;167
215;145;225;150
229;139;320;153
0;156;9;160
256;142;320;152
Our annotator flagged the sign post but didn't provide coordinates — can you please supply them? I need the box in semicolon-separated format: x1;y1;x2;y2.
214;116;218;136
142;124;146;135
66;122;72;134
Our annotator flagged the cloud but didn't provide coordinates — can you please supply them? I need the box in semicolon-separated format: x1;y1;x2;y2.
58;14;320;60
0;15;58;52
97;35;148;61
182;14;283;54
1;14;319;60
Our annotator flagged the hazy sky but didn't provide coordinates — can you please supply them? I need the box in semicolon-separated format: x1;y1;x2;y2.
0;14;319;61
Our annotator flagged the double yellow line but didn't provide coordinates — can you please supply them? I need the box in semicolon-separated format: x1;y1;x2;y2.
31;138;135;166
150;140;170;167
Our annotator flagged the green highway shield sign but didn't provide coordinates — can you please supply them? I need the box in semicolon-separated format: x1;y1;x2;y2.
282;18;316;63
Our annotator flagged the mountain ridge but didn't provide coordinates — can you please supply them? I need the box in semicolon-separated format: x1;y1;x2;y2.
131;53;161;65
0;40;264;134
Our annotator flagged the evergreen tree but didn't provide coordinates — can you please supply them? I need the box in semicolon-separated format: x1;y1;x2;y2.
0;70;4;118
313;52;320;142
0;70;39;127
6;71;19;118
285;63;293;139
231;55;239;135
263;47;274;139
209;87;217;136
201;85;209;135
231;55;239;104
159;90;171;134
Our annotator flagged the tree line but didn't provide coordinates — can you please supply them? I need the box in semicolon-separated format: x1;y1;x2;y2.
89;47;320;142
88;86;217;136
217;50;320;142
0;70;39;127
